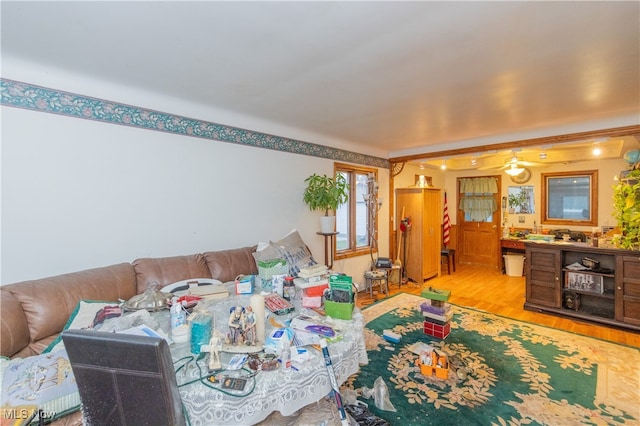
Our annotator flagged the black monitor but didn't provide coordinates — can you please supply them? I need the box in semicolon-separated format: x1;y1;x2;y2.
61;329;185;426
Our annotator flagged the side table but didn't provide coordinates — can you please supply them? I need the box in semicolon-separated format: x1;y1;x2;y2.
316;232;339;269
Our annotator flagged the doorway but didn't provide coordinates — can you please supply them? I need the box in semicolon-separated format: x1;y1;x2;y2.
456;176;502;269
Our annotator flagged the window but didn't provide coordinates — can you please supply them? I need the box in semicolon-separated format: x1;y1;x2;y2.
541;170;598;226
335;163;378;259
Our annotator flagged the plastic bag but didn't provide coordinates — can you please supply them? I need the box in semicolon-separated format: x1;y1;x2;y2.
360;377;396;412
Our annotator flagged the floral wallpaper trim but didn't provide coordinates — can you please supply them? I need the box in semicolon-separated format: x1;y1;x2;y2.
1;79;390;169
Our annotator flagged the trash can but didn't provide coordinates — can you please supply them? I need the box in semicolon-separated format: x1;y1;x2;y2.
503;255;525;277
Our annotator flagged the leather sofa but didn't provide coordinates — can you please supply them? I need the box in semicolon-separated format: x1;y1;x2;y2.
1;246;258;359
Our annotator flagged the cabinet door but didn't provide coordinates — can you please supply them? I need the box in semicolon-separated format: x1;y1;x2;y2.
526;247;561;308
396;188;423;283
422;189;441;280
616;255;640;325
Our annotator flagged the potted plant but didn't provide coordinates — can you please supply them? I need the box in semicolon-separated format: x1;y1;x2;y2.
612;168;640;250
303;173;349;233
508;190;526;214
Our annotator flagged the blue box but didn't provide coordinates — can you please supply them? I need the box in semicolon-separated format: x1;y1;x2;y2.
235;275;255;294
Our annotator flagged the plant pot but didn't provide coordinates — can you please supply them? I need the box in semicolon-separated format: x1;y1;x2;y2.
320;216;336;234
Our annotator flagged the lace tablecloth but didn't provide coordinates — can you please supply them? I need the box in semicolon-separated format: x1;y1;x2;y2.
172;292;368;425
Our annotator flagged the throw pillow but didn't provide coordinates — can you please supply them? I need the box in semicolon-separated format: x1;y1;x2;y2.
43;300;119;354
274;229;317;277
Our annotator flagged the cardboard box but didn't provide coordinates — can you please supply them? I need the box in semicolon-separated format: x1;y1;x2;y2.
421;287;451;302
324;300;354;320
423;320;451;339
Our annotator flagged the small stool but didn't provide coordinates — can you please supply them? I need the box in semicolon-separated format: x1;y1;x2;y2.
364;270;389;298
441;248;456;274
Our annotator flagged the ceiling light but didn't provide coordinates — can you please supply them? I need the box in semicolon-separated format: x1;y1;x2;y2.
471;157;477;166
440;160;447;170
593;144;602;156
505;164;524;176
419;162;425;170
539;150;547;160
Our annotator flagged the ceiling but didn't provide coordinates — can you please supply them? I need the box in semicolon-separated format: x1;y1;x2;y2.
1;1;639;164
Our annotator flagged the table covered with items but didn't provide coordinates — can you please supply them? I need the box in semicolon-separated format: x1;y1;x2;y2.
0;272;367;425
169;282;368;425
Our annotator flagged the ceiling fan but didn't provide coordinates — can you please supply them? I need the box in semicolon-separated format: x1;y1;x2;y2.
478;151;543;172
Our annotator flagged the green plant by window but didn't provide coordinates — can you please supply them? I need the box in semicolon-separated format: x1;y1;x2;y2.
303;173;349;216
613;169;640;250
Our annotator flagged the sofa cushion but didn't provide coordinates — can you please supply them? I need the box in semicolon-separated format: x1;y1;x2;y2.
132;254;211;294
0;289;31;358
203;246;258;283
7;263;137;346
272;230;317;277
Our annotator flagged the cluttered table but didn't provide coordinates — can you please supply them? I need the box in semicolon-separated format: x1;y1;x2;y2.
167;282;368;425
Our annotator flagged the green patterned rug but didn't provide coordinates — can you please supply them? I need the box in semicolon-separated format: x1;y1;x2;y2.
345;293;639;425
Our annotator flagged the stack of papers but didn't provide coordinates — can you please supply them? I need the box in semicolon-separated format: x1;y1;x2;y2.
298;264;328;279
566;262;589;271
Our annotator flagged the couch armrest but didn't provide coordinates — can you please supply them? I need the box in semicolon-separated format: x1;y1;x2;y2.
0;289;31;358
6;263;137;352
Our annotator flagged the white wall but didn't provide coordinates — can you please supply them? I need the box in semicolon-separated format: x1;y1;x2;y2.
1;69;389;284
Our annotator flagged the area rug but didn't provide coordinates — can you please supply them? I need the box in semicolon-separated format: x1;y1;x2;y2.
344;293;640;425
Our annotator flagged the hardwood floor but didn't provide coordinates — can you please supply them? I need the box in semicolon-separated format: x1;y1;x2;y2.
357;263;640;347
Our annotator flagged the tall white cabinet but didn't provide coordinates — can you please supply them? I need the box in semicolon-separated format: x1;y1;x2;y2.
396;188;442;283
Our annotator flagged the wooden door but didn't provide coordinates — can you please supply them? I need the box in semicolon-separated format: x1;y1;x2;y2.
456;176;501;268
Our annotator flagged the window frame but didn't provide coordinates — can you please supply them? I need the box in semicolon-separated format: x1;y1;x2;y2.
541;170;598;227
334;162;378;261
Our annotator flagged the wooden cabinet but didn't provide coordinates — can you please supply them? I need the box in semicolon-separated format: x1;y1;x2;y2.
524;243;640;331
396;188;441;283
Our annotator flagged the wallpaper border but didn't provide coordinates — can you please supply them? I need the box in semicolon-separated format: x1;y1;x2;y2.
1;79;390;169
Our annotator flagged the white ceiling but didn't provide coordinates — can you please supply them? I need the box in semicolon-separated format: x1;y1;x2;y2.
1;1;639;162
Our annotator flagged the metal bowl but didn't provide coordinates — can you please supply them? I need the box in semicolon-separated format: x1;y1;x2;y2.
123;288;173;311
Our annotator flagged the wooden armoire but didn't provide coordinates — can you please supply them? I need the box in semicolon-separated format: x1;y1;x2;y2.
396;187;442;283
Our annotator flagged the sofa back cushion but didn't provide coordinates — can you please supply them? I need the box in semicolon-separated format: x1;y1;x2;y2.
132;254;211;293
0;289;31;358
5;263;137;357
203;246;258;283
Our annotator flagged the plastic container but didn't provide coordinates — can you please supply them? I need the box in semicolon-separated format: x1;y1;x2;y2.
504;255;525;277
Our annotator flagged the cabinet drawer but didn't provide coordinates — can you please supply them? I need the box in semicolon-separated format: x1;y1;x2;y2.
502;240;525;250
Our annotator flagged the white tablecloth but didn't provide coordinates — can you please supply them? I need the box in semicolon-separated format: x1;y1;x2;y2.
172;290;368;425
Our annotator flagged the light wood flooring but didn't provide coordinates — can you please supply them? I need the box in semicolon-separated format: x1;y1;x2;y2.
357;263;640;348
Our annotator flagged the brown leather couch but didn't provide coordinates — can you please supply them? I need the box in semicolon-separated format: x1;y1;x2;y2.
1;246;258;359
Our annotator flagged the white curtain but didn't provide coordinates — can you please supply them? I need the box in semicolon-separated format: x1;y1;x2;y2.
459;177;498;221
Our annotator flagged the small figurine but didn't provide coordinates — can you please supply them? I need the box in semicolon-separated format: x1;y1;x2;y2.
208;330;223;370
227;305;245;345
243;306;257;346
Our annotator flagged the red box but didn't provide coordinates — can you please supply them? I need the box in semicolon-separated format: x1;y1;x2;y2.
423;320;450;339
